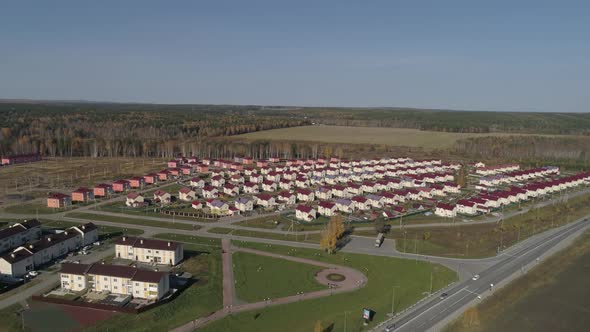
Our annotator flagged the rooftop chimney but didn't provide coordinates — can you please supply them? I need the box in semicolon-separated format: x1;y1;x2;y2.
122;236;126;241
10;253;15;258
47;237;52;242
140;239;143;244
167;242;171;247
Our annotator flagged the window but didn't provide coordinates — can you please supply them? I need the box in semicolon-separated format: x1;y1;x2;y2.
104;277;108;281
113;278;117;282
114;285;118;290
135;282;139;286
77;276;82;280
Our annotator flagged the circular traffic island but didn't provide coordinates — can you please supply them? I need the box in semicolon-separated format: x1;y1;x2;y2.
326;273;346;282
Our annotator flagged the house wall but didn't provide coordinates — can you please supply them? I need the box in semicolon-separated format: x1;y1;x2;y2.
61;273;87;291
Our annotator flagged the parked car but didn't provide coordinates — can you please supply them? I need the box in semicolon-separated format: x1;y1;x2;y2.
27;271;39;278
439;292;448;299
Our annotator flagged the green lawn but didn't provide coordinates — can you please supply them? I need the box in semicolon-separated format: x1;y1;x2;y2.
198;241;457;332
233;215;288;229
207;227;235;234
64;212;200;231
42;219;144;238
233;251;325;303
0;304;27;332
84;240;223;332
153;233;222;249
3;202;71;215
207;227;321;243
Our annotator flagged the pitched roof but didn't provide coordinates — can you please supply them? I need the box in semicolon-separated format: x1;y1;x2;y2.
73;223;98;234
60;262;91;275
87;263;138;279
318;201;335;209
114;236;180;250
1;248;33;263
179;187;194;194
154;189;169;197
296;205;313;213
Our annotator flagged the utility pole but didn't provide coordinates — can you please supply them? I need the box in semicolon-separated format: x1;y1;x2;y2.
390;285;400;316
430;271;434;294
343;311;347;332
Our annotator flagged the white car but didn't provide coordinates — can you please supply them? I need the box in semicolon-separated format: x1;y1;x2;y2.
472;274;480;281
27;271;39;277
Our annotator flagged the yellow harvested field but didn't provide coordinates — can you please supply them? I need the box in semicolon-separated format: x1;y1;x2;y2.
235;125;548;149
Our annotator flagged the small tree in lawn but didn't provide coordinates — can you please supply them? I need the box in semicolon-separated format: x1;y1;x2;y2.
320;215;345;254
331;214;345;239
314;320;323;332
320;229;337;254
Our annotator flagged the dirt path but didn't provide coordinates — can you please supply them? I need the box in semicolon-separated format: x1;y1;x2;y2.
170;246;367;332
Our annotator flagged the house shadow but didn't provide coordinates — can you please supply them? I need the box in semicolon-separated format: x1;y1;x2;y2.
323;322;335;332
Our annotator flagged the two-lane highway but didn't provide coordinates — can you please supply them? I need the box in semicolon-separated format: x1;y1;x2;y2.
378;216;590;332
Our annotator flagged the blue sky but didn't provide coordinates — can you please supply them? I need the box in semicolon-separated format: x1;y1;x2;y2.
1;1;589;112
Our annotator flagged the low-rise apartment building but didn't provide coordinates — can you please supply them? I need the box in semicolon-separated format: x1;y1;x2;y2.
115;237;184;266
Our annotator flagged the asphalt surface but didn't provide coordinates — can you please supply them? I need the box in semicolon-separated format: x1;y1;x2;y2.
376;215;590;332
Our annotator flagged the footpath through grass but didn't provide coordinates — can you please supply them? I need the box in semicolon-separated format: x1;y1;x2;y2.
233;251;325;303
198;240;457;332
444;230;590;332
65;212;200;231
84;237;223;332
356;192;590;258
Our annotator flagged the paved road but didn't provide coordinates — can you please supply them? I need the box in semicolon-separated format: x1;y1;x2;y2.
375;215;590;332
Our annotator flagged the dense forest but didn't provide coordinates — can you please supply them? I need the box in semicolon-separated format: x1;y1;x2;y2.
273;107;590;135
1;101;589;161
0;102;309;157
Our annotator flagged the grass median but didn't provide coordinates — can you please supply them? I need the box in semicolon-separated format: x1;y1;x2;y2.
64;212;200;231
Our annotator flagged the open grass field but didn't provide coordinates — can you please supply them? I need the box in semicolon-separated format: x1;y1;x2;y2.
234;125;556;150
199;240;457;332
65;212;200;231
356;192;590;258
233;251;326;303
153;233;222;249
444;230;590;332
0;157;167;203
2;202;72;215
84;238;223;332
